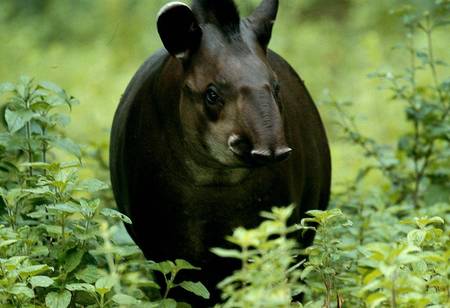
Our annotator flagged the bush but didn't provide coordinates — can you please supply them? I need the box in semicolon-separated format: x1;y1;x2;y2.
212;3;449;308
0;77;208;307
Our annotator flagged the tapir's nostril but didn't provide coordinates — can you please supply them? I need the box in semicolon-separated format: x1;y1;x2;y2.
250;149;272;163
251;147;292;164
275;147;292;162
228;134;252;157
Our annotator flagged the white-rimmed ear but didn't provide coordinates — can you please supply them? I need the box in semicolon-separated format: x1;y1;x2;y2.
157;2;202;60
246;0;279;51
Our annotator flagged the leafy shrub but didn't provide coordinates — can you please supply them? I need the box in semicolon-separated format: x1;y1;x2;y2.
0;77;208;307
213;2;449;308
212;206;303;307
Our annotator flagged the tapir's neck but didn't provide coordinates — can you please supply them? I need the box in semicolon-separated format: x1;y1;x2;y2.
184;158;251;187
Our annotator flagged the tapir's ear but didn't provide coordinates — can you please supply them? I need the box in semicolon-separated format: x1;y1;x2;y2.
247;0;279;51
157;2;202;60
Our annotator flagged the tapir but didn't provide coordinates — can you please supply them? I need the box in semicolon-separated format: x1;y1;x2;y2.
110;0;331;305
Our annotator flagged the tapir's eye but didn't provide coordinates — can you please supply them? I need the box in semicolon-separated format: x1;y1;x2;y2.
205;86;222;107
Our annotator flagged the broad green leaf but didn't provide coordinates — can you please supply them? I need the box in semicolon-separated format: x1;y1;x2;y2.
29;276;54;288
45;290;71;308
75;266;102;283
64;249;84;274
100;208;132;224
9;284;34;298
65;283;95;294
157;299;177;308
39;81;64;94
363;269;382;285
147;261;176;275
366;292;386;308
175;259;200;271
49;113;70;127
53;138;81;160
178;281;210;299
47;203;79;214
78;179;108;193
5;108;35;133
44;225;64;235
0;239;18;248
23;187;52;195
31;245;49;257
19;264;52;279
112;294;141;305
95;276;115;296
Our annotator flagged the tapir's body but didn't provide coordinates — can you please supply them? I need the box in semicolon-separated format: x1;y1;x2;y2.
110;0;330;305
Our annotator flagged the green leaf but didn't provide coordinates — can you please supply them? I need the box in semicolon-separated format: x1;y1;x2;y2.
45;290;72;308
178;281;210;299
300;265;315;280
95;276;115;296
363;269;382;285
9;284;34;298
147;261;176;275
0;239;18;248
65;283;95;294
49;113;71;127
39;81;64;94
100;208;132;224
175;259;200;271
366;292;386;308
78;179;108;193
112;294;141;305
157;299;177;308
75;266;102;283
44;224;64;235
210;248;242;259
53;138;81;160
29;276;54;288
47;203;79;214
5;108;35;133
64;249;84;274
19;264;52;279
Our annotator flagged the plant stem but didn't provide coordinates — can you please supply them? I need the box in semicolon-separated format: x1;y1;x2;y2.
60;214;65;245
407;26;422;209
164;272;176;299
390;271;397;308
24;91;34;177
41;125;47;166
424;17;443;104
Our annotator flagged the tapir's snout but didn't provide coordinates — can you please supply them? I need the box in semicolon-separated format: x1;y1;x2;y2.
228;134;292;165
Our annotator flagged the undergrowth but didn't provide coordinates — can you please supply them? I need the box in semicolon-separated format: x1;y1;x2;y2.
0;1;448;308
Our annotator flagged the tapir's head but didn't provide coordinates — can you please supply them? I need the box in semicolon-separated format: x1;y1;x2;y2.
157;0;291;168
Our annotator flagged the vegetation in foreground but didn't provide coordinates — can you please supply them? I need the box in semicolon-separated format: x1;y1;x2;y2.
0;2;449;308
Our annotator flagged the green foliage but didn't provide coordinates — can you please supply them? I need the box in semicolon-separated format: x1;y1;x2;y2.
0;1;448;307
212;206;302;307
213;2;449;308
0;78;208;307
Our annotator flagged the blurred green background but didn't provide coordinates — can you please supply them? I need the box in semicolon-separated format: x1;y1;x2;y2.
0;0;447;189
